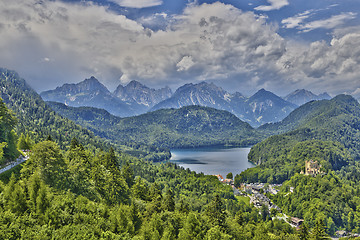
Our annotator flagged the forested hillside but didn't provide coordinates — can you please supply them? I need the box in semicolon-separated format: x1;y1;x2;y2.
0;138;300;239
238;95;360;183
0;70;305;239
0;98;19;164
235;94;360;234
0;69;170;161
48;102;263;148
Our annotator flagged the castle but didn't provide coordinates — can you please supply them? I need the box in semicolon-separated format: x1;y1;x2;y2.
301;160;322;176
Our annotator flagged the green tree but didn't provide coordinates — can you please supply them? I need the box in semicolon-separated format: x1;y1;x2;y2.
311;218;329;240
3;174;27;214
122;161;134;188
205;226;231;240
205;195;227;228
347;212;355;232
25;134;32;149
226;172;233;180
163;189;175;212
17;133;27;150
69;137;80;150
260;204;269;222
299;222;309;240
326;217;336;236
0;142;7;162
132;177;149;200
178;213;205;240
22;140;66;186
0;98;18;161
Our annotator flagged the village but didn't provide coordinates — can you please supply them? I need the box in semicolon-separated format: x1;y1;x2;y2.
214;159;359;239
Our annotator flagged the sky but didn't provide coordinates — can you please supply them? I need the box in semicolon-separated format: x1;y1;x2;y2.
1;0;360;97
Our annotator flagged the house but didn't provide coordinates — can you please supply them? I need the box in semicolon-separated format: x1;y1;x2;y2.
290;217;304;228
223;178;233;185
335;230;347;238
214;174;224;181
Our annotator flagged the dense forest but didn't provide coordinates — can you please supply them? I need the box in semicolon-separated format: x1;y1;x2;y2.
235;94;360;234
0;97;19;164
0;69;170;162
3;68;360;238
47;101;263;148
0;93;304;239
238;95;360;184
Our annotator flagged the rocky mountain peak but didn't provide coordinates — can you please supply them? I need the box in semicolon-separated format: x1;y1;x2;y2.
285;89;332;106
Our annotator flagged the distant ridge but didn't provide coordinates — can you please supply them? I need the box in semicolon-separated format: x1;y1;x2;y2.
41;78;338;127
152;83;296;127
284;89;331;106
48;102;263;148
41;76;138;117
113;80;172;107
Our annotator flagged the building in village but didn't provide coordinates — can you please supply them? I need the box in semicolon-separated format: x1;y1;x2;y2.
290;217;304;229
214;174;233;185
214;174;224;181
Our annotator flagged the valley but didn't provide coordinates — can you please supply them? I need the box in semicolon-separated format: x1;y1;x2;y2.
2;0;360;238
1;68;360;238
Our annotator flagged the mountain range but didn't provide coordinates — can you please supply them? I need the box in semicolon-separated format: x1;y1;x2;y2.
113;80;172;108
0;69;170;161
284;89;331;106
41;77;332;127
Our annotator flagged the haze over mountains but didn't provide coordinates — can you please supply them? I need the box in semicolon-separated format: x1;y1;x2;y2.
284;89;331;106
41;77;333;127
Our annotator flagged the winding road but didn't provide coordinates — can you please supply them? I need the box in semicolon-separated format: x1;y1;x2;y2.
0;155;28;174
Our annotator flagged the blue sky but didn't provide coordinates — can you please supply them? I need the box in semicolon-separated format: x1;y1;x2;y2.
1;0;360;97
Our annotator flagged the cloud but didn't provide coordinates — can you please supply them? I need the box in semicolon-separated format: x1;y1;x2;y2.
109;0;163;8
254;0;289;11
282;11;357;32
0;1;286;92
299;12;357;32
177;56;195;72
277;32;360;94
0;0;360;96
137;12;170;29
281;10;313;29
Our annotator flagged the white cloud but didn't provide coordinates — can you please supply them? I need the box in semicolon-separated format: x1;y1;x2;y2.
137;12;170;29
282;11;357;32
277;32;360;94
0;0;360;96
177;56;195;72
109;0;163;8
254;0;289;11
281;10;312;29
299;12;357;32
0;1;287;92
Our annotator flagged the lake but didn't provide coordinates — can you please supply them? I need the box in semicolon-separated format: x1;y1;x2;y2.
170;147;255;177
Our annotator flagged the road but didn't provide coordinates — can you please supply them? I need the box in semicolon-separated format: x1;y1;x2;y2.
0;155;28;174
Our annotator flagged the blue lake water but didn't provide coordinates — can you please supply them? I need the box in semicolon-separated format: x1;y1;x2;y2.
170;147;255;177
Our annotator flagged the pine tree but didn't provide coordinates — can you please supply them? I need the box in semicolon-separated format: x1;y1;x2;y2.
298;222;309;240
70;137;80;150
226;172;233;180
0;98;18;160
163;189;175;212
311;218;329;240
25;134;32;149
122;161;134;188
205;194;227;228
17;133;27;150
